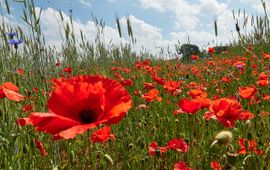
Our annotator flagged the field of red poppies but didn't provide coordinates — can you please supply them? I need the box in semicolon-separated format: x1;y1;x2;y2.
1;1;270;170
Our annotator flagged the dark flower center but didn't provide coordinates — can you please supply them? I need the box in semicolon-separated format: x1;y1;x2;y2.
79;110;96;124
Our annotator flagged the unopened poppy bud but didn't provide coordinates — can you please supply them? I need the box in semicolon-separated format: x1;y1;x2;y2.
245;120;252;128
211;131;233;147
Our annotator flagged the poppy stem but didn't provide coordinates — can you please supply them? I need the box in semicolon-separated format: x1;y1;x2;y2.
87;130;92;163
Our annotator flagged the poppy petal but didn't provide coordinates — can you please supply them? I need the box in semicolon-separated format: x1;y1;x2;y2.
29;112;80;135
3;88;24;101
55;123;98;140
178;99;201;114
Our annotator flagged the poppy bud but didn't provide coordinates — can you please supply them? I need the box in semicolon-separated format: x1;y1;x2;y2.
211;131;233;147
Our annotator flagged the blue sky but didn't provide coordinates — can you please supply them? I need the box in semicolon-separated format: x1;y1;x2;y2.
1;0;270;54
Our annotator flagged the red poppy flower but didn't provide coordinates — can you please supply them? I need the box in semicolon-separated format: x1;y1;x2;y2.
142;89;162;102
0;82;24;101
187;89;207;99
17;75;132;140
34;139;47;157
16;68;24;75
262;52;270;59
144;82;155;90
178;99;201;114
55;62;61;67
204;98;254;127
163;81;180;92
110;67;117;71
22;104;33;112
258;72;268;80
191;55;199;60
263;93;270;100
63;67;72;73
221;76;230;83
148;141;167;156
91;126;115;143
193;97;212;109
210;161;222;170
120;79;133;87
151;74;165;85
238;138;264;155
174;161;193;170
167;138;189;153
233;61;245;69
208;47;215;54
191;67;199;75
256;80;268;87
238;86;257;99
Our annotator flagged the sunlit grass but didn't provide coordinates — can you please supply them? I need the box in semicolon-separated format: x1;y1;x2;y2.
0;0;270;169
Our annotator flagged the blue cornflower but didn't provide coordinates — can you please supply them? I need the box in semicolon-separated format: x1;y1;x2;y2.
236;64;243;69
9;39;23;49
6;32;17;39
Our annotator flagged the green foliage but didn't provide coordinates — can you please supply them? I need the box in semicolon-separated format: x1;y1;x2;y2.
0;0;270;169
176;43;200;63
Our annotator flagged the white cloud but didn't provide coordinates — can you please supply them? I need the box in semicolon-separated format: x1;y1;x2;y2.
139;0;233;31
34;7;240;57
240;0;270;14
35;8;176;56
138;0;255;47
139;0;198;30
170;30;236;48
79;0;93;7
36;7;124;50
119;15;176;54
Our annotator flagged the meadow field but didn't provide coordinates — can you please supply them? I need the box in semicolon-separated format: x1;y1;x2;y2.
0;0;270;170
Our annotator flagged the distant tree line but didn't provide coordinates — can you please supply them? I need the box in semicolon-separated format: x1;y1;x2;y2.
175;43;229;62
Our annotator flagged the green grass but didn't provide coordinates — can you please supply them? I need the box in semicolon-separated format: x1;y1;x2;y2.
1;0;270;169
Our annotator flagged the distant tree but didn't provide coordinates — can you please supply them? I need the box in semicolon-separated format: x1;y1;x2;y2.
176;44;200;62
214;46;229;54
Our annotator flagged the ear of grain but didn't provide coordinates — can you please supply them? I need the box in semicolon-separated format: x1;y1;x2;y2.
115;14;122;38
5;0;10;15
214;17;218;37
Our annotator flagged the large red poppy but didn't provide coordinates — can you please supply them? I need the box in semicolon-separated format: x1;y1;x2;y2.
204;98;254;127
178;99;201;114
238;86;257;99
17;75;132;140
0;82;23;101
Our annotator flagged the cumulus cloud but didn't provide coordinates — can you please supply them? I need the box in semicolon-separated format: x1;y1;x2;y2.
139;0;233;31
138;0;263;47
79;0;93;7
35;8;175;55
239;0;270;14
33;6;240;57
38;7;126;50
